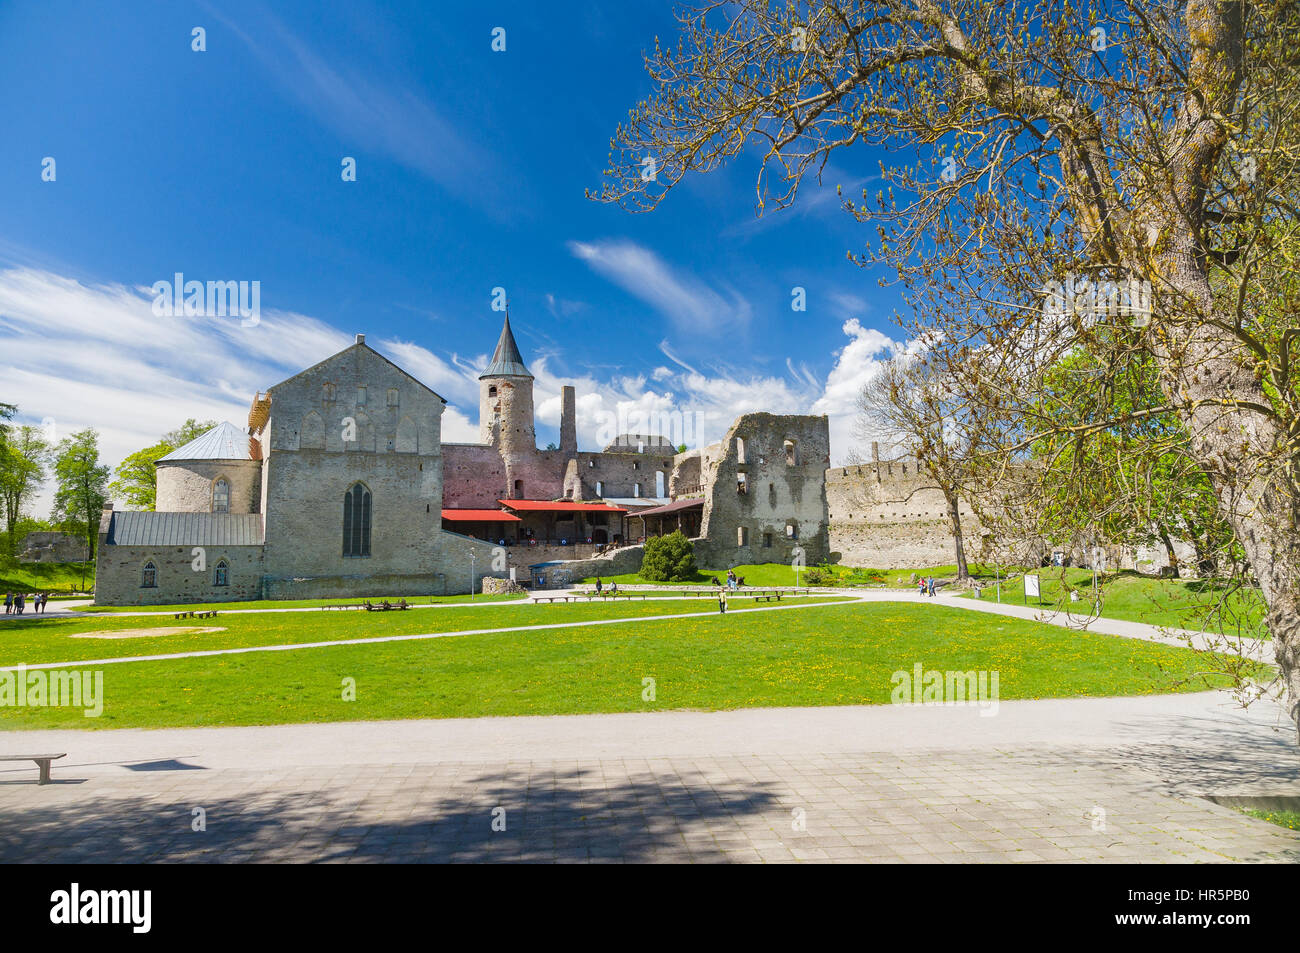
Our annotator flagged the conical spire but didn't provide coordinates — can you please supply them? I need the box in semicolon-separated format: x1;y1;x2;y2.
479;312;532;379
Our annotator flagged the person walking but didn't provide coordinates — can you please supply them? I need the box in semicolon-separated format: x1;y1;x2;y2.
718;588;728;614
595;578;603;596
14;593;24;615
927;576;936;597
3;592;11;615
39;592;49;614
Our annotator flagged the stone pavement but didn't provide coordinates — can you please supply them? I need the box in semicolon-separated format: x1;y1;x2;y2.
2;692;1298;863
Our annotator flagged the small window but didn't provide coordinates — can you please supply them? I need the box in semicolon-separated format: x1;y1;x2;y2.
784;440;798;466
214;560;229;587
141;561;158;588
357;386;368;405
588;459;595;468
387;388;399;407
212;478;230;514
488;385;498;398
737;527;749;546
322;382;336;401
595;481;603;496
632;461;639;470
634;483;641;498
763;533;773;548
735;437;746;464
737;473;748;494
514;479;523;495
786;523;798;539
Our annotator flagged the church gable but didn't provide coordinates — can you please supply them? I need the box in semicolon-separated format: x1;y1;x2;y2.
266;338;445;454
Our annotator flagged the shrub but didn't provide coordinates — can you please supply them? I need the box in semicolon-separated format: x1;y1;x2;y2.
640;531;697;582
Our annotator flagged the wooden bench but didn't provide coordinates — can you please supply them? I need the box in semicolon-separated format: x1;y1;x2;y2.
363;599;410;611
752;593;783;602
0;753;66;785
173;610;219;620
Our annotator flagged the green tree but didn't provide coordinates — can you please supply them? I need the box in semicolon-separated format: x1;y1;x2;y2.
109;418;216;510
52;429;110;562
640;530;697;582
0;425;49;555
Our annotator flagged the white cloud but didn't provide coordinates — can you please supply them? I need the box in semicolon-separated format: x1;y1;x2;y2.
0;267;900;519
568;239;751;332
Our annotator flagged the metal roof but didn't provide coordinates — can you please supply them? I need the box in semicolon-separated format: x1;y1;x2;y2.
628;498;705;519
441;508;522;522
602;497;670;508
157;422;253;462
498;499;627;513
108;511;265;547
479;315;532;379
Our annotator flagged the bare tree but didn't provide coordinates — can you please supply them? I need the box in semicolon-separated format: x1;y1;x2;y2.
855;350;976;578
592;0;1300;738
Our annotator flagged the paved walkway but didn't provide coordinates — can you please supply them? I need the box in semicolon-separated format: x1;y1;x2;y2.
2;692;1297;863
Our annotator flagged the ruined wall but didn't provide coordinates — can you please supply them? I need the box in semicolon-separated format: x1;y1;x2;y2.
697;414;831;565
18;532;88;563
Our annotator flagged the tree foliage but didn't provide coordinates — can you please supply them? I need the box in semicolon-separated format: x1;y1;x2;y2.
109;418;216;510
593;0;1300;736
640;530;698;581
52;429;110;560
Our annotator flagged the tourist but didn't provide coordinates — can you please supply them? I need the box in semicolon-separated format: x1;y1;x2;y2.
718;589;727;614
609;582;618;596
918;579;927;597
40;592;49;613
710;576;720;587
927;576;936;597
595;578;603;595
3;592;11;615
14;593;24;615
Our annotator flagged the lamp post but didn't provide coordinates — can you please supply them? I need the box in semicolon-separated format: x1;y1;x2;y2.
470;551;476;602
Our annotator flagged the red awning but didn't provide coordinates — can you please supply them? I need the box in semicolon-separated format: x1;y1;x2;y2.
498;499;628;514
441;509;522;522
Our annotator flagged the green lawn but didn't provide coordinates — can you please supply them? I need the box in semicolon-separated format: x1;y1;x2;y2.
963;568;1267;637
0;556;95;595
0;595;854;666
1239;808;1300;831
0;599;1249;730
81;591;530;613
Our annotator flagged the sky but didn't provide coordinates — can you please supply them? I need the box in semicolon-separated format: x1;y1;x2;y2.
0;0;908;514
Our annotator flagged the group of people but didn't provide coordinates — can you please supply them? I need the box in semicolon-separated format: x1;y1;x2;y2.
916;576;938;597
4;591;51;615
711;571;745;590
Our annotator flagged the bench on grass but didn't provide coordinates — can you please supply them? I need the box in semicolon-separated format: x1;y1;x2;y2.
322;603;368;611
751;592;783;602
0;753;67;785
172;610;220;620
363;599;410;611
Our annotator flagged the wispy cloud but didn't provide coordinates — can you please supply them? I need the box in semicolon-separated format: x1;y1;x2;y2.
568;239;752;333
207;3;501;207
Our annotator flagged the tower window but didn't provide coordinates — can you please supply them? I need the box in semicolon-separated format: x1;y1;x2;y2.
343;483;372;558
488;385;498;398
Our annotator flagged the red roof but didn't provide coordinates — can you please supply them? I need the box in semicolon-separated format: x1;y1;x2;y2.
498;499;628;514
441;508;522;522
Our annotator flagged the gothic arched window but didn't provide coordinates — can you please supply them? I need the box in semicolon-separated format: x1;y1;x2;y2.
141;561;158;588
343;483;372;557
212;478;230;514
214;560;230;587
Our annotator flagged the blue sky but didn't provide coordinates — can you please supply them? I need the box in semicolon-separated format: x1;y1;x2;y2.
0;0;903;507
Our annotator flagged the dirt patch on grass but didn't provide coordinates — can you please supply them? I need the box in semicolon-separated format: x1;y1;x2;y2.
68;626;228;640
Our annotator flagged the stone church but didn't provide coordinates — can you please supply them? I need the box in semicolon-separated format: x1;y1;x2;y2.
94;318;831;605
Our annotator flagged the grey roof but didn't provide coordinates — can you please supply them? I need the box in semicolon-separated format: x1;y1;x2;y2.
157;422;252;462
603;433;678;453
107;511;264;547
602;497;671;508
479;315;532;379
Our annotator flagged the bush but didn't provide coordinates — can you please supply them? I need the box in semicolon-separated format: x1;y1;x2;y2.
640;531;697;582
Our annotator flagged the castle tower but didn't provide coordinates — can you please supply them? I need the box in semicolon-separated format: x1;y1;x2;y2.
559;385;577;455
479;314;536;497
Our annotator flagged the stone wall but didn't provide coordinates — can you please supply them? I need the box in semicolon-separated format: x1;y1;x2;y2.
526;545;645;589
18;532;88;563
697;413;832;565
93;543;266;606
156;459;262;514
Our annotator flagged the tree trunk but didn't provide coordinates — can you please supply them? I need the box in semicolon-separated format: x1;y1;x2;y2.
946;490;969;579
1156;522;1180;578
